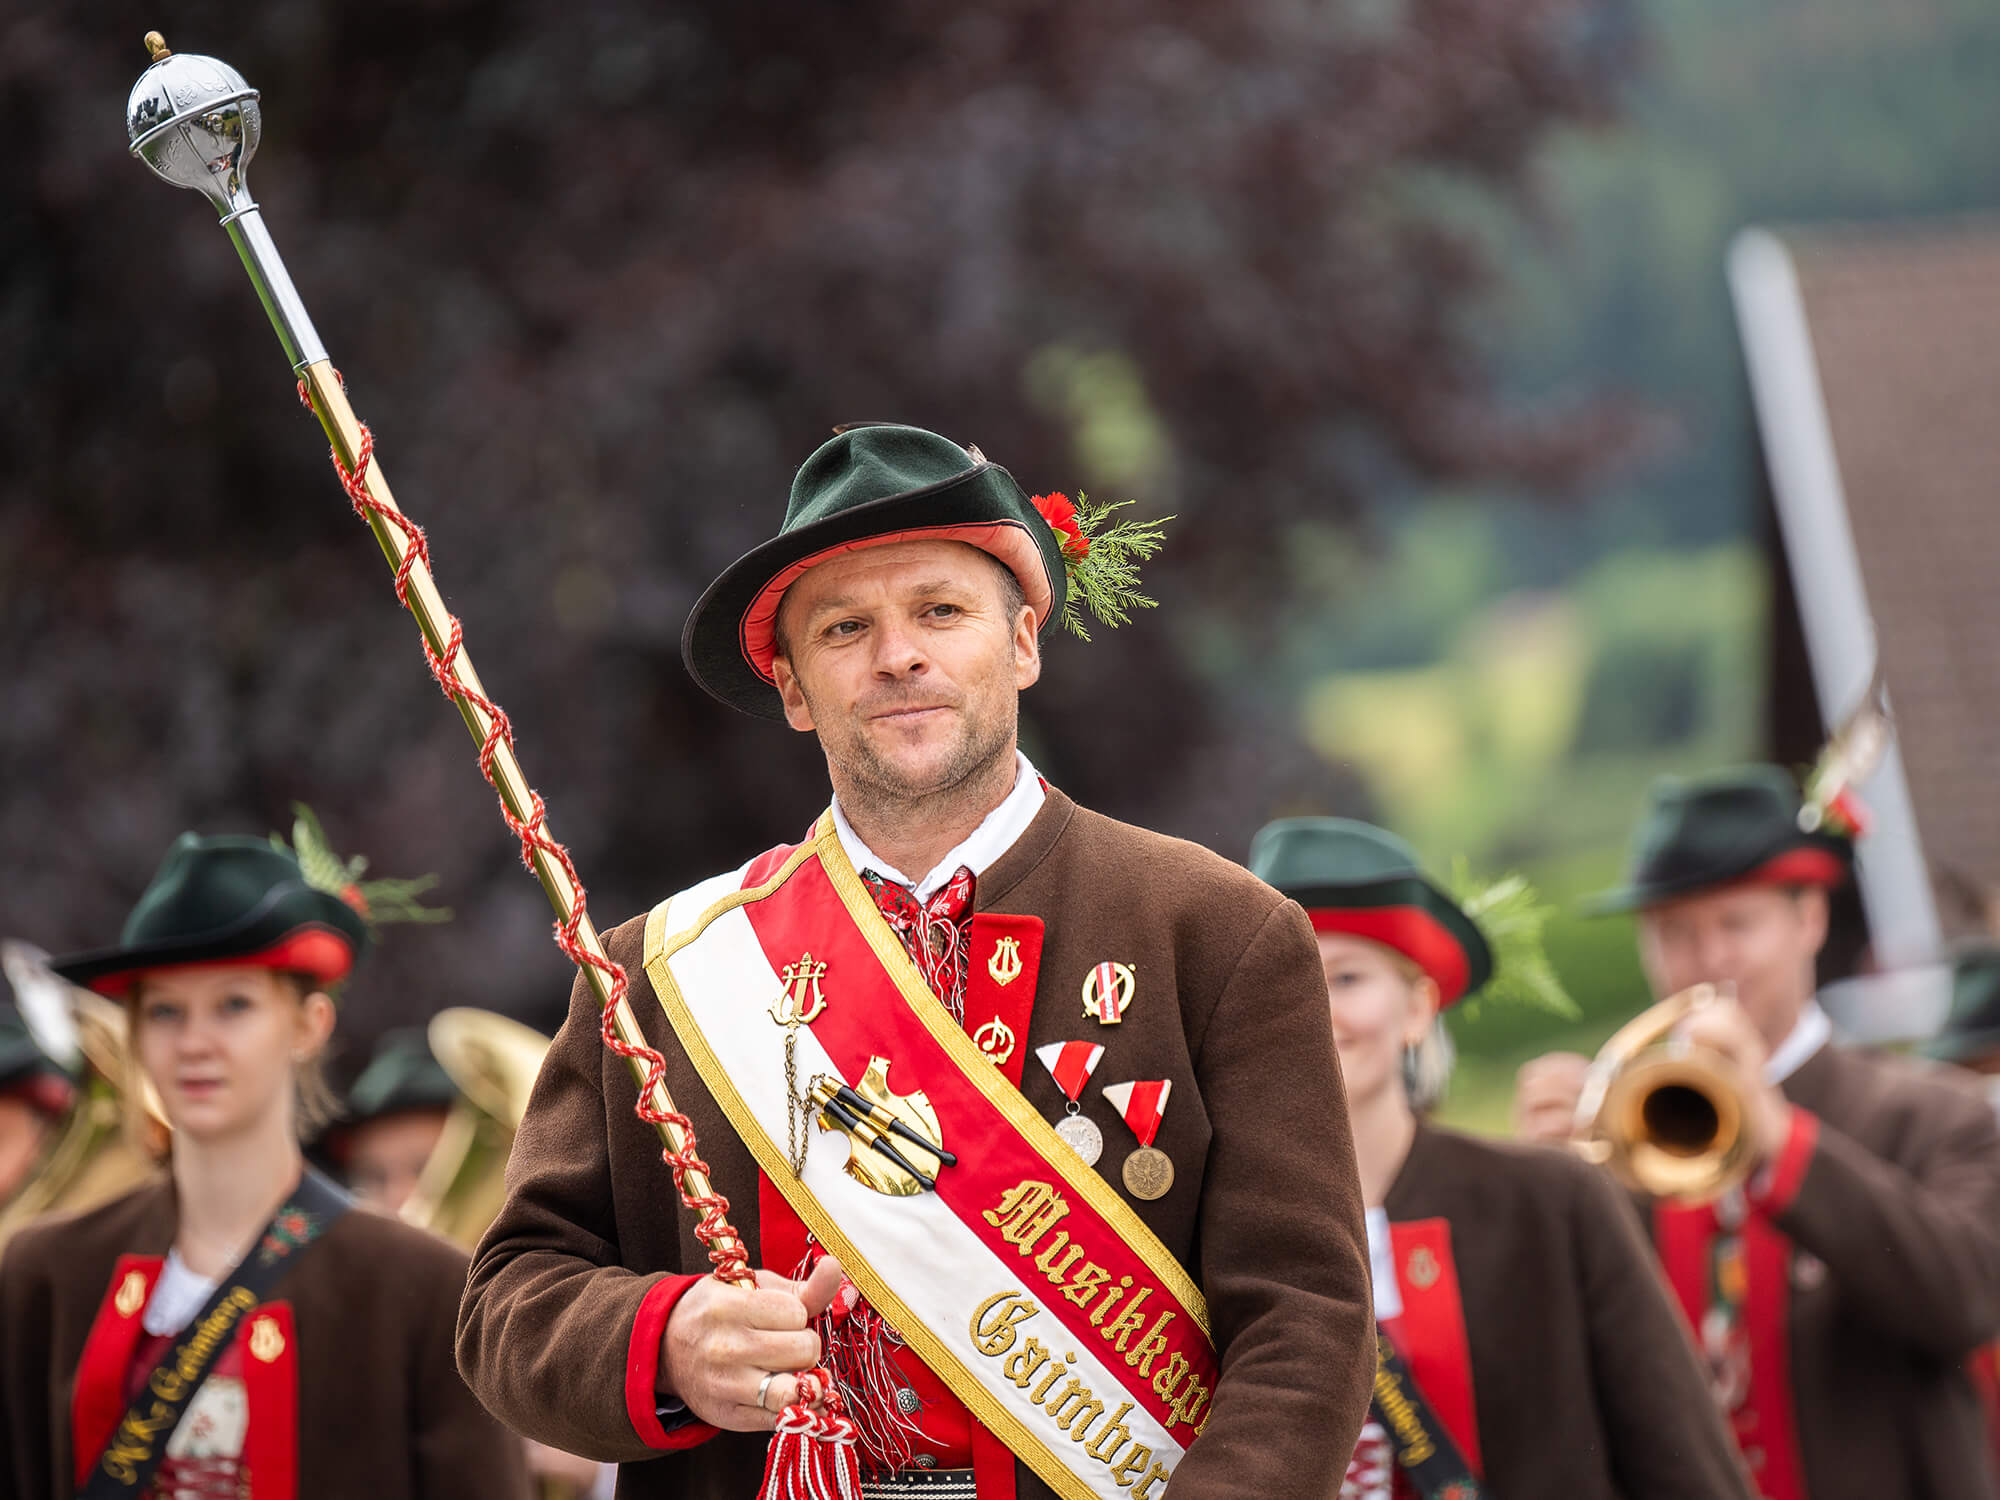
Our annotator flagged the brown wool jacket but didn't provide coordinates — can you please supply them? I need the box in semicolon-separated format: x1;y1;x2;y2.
457;789;1375;1499
1671;1040;2000;1500
1382;1123;1754;1499
0;1175;530;1500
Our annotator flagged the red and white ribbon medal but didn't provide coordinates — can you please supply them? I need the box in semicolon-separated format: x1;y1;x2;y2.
1101;1079;1174;1200
1036;1040;1105;1165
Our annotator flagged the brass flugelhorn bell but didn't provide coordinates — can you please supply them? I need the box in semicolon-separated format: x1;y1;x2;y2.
398;1008;551;1251
1572;984;1758;1202
0;942;171;1253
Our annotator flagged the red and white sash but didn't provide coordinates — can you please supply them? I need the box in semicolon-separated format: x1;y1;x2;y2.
643;814;1219;1500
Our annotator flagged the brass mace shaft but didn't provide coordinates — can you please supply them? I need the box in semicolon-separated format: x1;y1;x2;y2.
123;32;745;1276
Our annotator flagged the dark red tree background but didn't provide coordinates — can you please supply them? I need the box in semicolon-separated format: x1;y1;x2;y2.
1;0;1640;1066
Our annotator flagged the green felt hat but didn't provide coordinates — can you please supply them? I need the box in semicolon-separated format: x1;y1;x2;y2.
1250;818;1494;1006
344;1027;458;1123
1922;944;2000;1064
681;424;1070;719
1586;765;1852;915
0;1005;73;1115
50;833;369;997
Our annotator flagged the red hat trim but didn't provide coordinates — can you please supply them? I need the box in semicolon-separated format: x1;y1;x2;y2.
738;522;1054;683
1307;907;1473;1007
81;928;357;999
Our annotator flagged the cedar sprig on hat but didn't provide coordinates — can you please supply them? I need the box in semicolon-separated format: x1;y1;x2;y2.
1445;861;1578;1022
1029;492;1172;641
275;803;451;930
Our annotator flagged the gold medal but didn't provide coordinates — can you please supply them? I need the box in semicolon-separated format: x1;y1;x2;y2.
1054;1112;1104;1166
1121;1145;1174;1200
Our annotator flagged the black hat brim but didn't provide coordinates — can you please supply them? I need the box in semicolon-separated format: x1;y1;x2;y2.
681;463;1061;720
50;879;367;996
1582;833;1851;915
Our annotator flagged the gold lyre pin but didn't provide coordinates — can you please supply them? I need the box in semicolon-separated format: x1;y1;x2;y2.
770;953;830;1027
988;936;1024;987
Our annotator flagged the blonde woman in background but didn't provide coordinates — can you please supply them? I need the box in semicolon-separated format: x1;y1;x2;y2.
1250;817;1751;1500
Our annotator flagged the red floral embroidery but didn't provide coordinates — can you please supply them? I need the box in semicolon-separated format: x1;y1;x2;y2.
1030;493;1089;561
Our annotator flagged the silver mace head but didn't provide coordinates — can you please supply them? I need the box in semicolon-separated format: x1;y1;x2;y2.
126;31;262;219
125;31;324;368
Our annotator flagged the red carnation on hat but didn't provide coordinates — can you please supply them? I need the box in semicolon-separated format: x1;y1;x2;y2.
1031;493;1089;561
1826;786;1872;840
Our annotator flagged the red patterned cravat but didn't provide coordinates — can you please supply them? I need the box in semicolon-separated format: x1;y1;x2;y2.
861;865;975;1022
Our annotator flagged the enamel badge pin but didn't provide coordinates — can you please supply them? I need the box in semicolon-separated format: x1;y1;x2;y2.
1081;961;1135;1024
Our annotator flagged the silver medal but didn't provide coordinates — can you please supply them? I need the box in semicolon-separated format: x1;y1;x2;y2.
1054;1113;1104;1166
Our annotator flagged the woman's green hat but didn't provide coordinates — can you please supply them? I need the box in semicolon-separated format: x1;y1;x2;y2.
343;1027;459;1124
0;1006;73;1117
681;423;1168;718
1921;943;2000;1065
49;806;445;998
1585;765;1852;915
1250;818;1494;1006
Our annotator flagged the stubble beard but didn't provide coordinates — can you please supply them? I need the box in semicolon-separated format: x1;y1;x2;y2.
815;684;1019;832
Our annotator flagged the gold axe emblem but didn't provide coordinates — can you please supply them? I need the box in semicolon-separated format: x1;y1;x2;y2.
814;1057;948;1197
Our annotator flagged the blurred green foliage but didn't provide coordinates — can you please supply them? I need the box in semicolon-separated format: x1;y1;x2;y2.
1259;0;2000;1130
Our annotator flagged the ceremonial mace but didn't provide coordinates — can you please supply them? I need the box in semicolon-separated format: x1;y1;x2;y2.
123;34;751;1287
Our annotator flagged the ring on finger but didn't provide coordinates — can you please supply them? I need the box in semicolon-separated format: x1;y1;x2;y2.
757;1372;782;1412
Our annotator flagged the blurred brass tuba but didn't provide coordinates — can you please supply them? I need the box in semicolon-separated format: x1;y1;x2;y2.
0;942;171;1253
1573;984;1758;1202
398;1008;550;1251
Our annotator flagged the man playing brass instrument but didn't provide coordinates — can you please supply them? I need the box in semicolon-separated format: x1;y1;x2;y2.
457;424;1374;1500
1515;766;2000;1500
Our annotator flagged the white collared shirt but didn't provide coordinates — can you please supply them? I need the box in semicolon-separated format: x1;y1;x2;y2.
1765;1000;1832;1086
831;752;1046;899
1363;1206;1402;1321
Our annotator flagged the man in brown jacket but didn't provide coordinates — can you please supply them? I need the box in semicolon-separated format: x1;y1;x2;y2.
457;425;1374;1500
1516;767;2000;1500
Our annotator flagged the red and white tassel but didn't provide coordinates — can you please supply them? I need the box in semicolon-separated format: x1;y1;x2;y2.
758;1370;862;1500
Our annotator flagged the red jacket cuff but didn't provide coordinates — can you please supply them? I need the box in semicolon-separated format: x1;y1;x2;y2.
626;1273;720;1451
1749;1105;1818;1217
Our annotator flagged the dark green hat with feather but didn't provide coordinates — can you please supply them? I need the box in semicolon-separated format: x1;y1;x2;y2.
50;805;446;998
680;423;1169;718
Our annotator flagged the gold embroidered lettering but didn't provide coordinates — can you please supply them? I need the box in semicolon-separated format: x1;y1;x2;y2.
1153;1357;1212;1431
1109;1442;1154;1487
1062;1262;1111;1308
1030;1351;1076;1403
1047;1378;1103;1435
984;1180;1071;1253
1124;1309;1177;1373
1004;1337;1052;1389
1087;1273;1134;1325
1035;1233;1086;1283
1084;1401;1134;1462
1101;1287;1155;1349
1130;1460;1173;1498
1372;1339;1436;1466
970;1291;1041;1356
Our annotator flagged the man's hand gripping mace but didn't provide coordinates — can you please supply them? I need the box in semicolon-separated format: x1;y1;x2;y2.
123;33;752;1287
